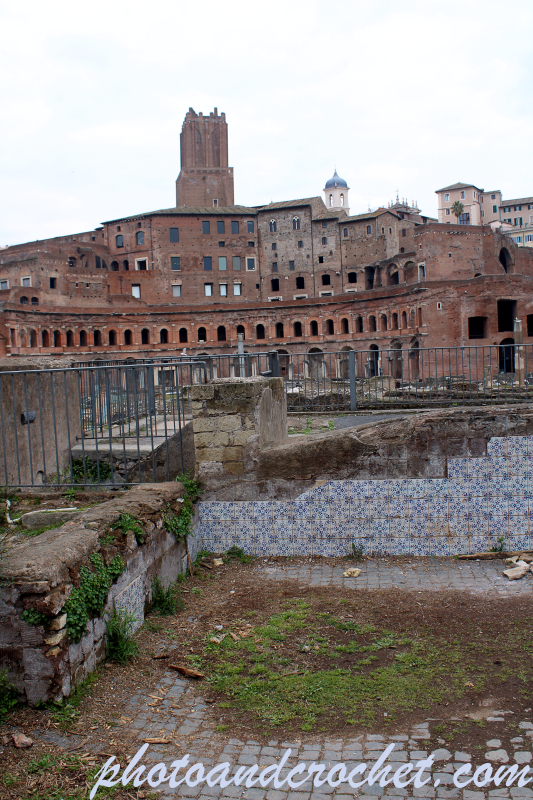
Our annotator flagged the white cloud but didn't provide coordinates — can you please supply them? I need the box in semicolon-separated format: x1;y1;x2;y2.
1;0;533;242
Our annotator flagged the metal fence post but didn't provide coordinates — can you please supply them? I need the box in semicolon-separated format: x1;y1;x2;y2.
349;349;357;412
269;350;280;378
146;362;156;415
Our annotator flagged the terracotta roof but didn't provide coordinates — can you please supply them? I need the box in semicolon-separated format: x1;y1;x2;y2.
435;182;483;193
343;208;397;221
501;197;533;207
102;206;257;223
256;197;326;212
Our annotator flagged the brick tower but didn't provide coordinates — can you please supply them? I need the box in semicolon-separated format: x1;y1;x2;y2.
175;107;235;207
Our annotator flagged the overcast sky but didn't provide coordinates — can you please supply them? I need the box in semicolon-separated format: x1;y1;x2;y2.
1;0;532;245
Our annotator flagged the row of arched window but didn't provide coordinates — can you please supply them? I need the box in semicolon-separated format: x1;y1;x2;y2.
15;307;424;350
269;218;301;232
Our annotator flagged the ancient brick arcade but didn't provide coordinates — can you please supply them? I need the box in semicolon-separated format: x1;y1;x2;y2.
1;107;533;362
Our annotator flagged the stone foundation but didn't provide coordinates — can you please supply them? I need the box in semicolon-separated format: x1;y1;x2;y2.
0;483;199;706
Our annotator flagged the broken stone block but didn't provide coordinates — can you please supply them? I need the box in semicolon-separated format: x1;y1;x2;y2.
125;531;137;551
47;613;67;631
45;647;62;658
503;565;529;580
20;509;80;530
44;629;66;647
12;733;33;748
31;585;72;616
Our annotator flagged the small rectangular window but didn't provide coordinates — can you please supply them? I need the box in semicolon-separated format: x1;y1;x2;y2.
322;221;328;228
202;221;210;234
247;241;254;247
218;256;227;271
136;259;147;271
298;240;303;248
231;221;239;234
247;221;254;233
220;283;228;296
203;257;212;271
95;256;101;268
445;209;451;215
217;220;225;234
136;231;145;245
460;191;465;199
218;241;225;247
170;228;179;242
493;205;497;213
402;228;406;236
171;257;181;271
0;280;8;290
232;256;241;271
49;277;56;289
272;262;278;272
132;284;141;298
22;277;31;287
492;194;496;200
318;256;324;263
272;243;277;250
172;284;181;297
289;260;295;270
321;237;327;245
445;193;450;201
233;283;242;296
246;258;256;271
204;283;213;297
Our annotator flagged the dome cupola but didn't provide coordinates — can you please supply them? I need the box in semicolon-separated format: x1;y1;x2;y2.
323;169;350;214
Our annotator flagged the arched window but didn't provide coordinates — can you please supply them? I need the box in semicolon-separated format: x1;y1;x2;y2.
110;261;119;271
366;225;372;234
329;194;333;207
79;330;87;346
217;325;226;342
31;297;38;305
141;328;150;344
321;274;331;286
198;327;206;342
108;330;117;345
124;329;132;345
236;324;245;340
380;314;388;332
275;322;284;338
136;231;145;245
343;228;348;238
401;311;408;329
292;217;300;230
53;330;61;347
30;329;37;348
325;319;334;335
392;313;399;330
356;316;363;333
341;318;349;334
390;271;399;285
369;315;377;332
123;260;129;271
347;272;357;284
66;330;73;347
294;321;303;337
179;328;188;343
499;248;512;273
68;256;77;267
42;330;49;347
296;276;305;289
20;296;28;305
340;193;344;206
160;328;168;344
269;219;277;232
116;235;124;248
93;330;101;346
310;320;318;336
256;324;265;339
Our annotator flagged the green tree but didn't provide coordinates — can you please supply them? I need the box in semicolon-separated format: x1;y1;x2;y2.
451;200;464;224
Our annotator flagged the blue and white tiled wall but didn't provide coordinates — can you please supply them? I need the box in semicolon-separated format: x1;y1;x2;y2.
194;435;533;556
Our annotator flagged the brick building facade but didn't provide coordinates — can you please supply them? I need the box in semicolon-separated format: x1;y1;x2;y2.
1;107;533;361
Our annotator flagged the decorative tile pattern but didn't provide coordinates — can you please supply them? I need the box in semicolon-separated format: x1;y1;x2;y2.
114;576;145;633
193;435;533;558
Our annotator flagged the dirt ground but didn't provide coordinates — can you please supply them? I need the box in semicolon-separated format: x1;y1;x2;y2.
2;554;533;799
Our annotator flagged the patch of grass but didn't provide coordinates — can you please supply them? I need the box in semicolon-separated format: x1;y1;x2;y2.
105;607;139;663
191;586;203;596
49;672;99;729
0;668;19;720
151;576;183;615
225;545;253;564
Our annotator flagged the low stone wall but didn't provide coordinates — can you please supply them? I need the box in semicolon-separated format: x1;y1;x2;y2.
194;433;533;558
1;483;199;706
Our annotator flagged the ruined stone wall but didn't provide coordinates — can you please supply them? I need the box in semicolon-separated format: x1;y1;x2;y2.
0;483;197;706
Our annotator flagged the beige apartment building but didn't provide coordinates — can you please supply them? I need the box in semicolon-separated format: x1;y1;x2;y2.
436;182;502;226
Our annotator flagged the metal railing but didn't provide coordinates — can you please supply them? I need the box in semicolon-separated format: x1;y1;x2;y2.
0;361;206;489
